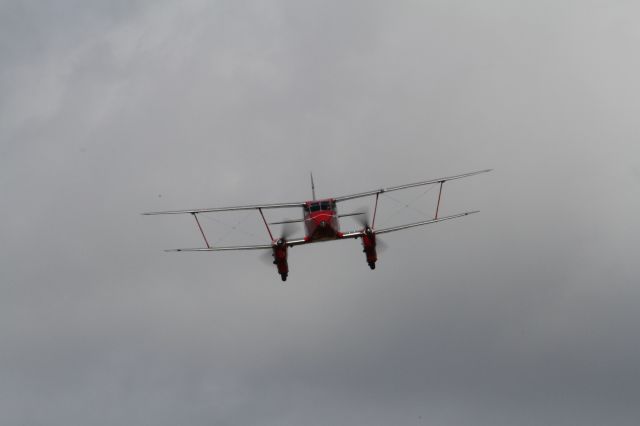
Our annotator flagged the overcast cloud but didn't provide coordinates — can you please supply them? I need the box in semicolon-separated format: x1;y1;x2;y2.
2;1;640;425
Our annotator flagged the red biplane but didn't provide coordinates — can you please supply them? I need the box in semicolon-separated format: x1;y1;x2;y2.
144;169;491;281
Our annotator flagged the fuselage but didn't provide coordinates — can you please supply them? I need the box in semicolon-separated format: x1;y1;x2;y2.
303;199;341;241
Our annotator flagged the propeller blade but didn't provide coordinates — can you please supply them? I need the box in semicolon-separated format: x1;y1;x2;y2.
353;207;386;251
376;237;388;253
259;249;276;265
279;221;298;240
354;208;371;228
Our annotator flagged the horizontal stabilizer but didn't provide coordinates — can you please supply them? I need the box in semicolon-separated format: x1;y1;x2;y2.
269;218;305;225
338;212;365;218
269;212;363;225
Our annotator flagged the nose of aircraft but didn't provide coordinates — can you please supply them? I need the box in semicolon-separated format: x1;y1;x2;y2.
311;213;330;226
309;212;333;231
308;211;337;239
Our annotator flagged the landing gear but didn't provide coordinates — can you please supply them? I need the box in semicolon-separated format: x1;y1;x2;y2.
280;273;288;282
368;262;376;270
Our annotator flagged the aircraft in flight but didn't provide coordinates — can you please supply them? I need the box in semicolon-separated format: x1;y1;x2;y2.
144;169;491;281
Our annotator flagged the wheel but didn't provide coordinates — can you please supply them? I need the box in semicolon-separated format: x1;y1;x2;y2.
280;273;288;281
368;262;376;270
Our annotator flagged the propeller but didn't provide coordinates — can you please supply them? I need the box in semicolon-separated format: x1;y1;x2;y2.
354;208;387;252
354;209;371;229
278;221;298;241
259;250;275;265
260;221;298;265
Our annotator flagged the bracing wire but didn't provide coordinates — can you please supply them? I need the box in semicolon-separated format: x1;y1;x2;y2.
376;184;436;228
200;210;261;247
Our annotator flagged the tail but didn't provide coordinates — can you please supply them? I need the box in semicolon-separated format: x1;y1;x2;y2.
310;172;316;200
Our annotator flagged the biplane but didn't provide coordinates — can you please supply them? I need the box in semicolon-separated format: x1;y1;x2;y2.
143;169;491;281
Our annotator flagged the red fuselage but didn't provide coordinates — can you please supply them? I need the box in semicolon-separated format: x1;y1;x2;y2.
303;199;341;241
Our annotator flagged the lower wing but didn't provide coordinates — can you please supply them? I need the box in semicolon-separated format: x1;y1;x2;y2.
164;238;308;252
340;211;479;239
163;212;478;251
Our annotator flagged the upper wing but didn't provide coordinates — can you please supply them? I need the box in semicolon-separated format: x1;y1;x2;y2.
143;201;305;215
333;169;492;203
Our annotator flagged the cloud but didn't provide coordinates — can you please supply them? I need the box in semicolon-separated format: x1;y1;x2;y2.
1;1;639;425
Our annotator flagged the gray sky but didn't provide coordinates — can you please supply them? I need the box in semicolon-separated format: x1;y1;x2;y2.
2;1;640;425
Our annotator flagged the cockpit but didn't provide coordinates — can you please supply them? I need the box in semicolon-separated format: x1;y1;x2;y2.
305;200;336;213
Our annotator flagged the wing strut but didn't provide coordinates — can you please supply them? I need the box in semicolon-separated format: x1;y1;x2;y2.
258;208;275;242
372;193;380;228
435;181;444;219
191;213;211;248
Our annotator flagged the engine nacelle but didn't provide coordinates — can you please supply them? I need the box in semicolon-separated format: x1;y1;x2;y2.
272;240;289;281
361;228;378;270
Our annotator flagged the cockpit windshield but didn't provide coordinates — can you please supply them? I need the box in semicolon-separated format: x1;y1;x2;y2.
307;200;335;213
